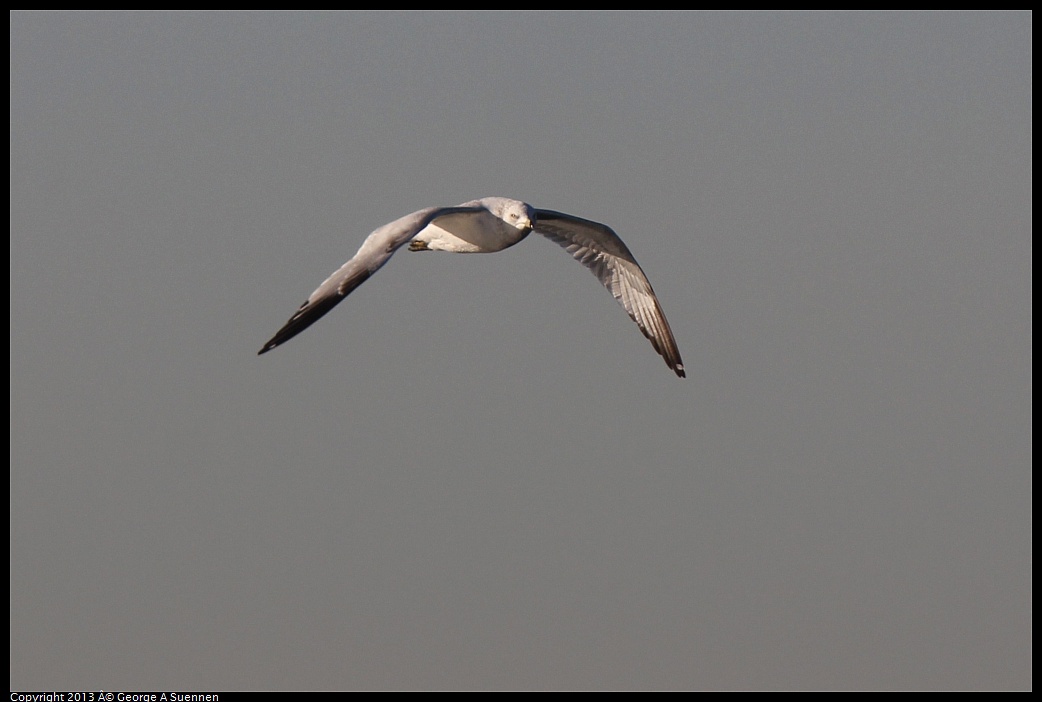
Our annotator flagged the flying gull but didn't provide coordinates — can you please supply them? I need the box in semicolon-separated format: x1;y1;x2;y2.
259;197;685;377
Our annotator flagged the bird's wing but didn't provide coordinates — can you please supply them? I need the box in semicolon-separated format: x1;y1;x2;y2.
533;209;685;377
258;205;481;354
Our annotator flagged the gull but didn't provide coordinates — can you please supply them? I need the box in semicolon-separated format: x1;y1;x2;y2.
259;197;685;377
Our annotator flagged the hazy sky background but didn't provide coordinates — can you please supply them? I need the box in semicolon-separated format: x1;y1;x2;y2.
10;12;1031;690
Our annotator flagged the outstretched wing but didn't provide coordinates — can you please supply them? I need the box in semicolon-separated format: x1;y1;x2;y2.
258;205;480;354
533;209;685;377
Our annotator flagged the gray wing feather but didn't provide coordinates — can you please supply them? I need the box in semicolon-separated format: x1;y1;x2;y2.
258;205;479;354
534;209;685;377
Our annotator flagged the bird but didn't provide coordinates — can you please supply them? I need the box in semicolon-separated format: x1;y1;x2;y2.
259;197;685;377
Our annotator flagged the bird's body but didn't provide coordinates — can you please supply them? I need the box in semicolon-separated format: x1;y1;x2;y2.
259;197;685;377
408;198;533;253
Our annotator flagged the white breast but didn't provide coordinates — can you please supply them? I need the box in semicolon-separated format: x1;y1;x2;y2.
413;209;530;253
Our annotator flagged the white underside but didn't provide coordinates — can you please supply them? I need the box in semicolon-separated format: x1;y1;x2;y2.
412;210;529;253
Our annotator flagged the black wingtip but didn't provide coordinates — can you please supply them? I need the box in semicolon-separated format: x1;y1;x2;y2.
257;287;354;359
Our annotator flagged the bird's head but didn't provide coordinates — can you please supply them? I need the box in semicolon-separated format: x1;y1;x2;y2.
490;198;535;233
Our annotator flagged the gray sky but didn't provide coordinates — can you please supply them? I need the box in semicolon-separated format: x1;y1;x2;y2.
10;11;1031;690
